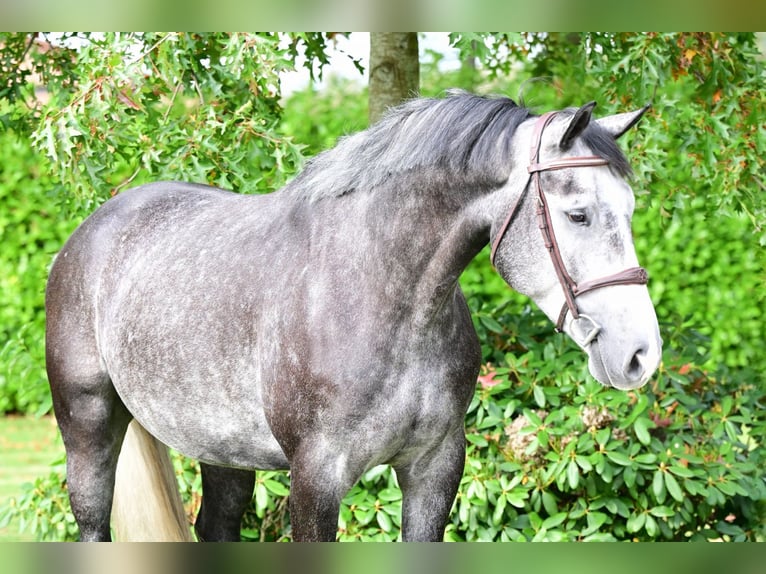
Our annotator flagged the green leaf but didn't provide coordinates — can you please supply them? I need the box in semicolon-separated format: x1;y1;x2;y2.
724;420;739;442
664;471;684;502
624;466;637;489
263;479;289;497
644;514;659;538
541;491;558;515
466;433;488;447
626;511;646;533
583;532;617;542
705;485;726;506
715;480;740;497
684;479;708;497
623;393;648;426
354;507;375;526
720;395;733;416
506;489;528;508
470;477;487;502
649;505;675;518
254;482;268;511
533;384;546;408
584;511;608;535
542;512;567;530
576;455;593;472
567;459;580;489
634;453;657;465
668;465;695;478
715;521;745;537
652;469;666;502
376;509;392;532
523;409;543;426
634;416;654;445
378;488;402;502
614;498;631;518
596;458;614;483
492;493;507;525
605;450;632;466
595;427;611;446
479;315;505;334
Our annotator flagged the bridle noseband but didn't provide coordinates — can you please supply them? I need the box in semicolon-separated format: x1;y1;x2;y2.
490;111;648;345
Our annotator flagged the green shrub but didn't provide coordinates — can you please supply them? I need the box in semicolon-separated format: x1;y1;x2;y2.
447;302;765;541
633;197;765;373
0;132;76;414
279;77;368;156
0;454;78;541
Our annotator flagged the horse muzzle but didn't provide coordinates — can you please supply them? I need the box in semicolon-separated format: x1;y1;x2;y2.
584;331;662;390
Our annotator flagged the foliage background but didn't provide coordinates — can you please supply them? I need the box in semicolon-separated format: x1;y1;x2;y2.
0;32;763;541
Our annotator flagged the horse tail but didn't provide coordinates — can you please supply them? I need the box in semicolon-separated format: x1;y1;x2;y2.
111;420;195;541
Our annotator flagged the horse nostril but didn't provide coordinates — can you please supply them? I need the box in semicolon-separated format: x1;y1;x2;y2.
626;348;646;380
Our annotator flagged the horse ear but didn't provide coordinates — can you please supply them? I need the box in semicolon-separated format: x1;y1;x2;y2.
594;104;651;139
559;101;597;150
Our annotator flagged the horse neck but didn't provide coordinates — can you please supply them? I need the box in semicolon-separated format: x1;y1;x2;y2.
343;177;491;312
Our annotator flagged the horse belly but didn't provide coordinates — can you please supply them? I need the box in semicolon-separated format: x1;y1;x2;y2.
101;295;289;470
111;362;288;469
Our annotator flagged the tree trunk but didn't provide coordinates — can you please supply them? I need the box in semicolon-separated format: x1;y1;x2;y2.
458;39;479;90
368;33;419;125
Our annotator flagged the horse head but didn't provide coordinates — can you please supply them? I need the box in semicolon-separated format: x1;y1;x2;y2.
491;103;662;390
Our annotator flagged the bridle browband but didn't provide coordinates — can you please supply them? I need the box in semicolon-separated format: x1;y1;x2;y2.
489;111;648;345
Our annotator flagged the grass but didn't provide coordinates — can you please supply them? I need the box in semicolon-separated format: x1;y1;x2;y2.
0;415;64;541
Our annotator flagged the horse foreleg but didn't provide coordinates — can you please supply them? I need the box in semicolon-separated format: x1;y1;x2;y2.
195;464;255;541
287;446;358;542
394;428;466;542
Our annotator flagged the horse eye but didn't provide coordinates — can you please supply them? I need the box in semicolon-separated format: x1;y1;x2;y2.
567;211;588;225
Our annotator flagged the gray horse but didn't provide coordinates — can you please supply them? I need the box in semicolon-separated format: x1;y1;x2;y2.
45;92;662;541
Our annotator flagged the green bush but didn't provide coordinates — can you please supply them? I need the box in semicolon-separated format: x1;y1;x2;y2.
633;197;764;373
0;132;76;414
0;458;79;541
279;76;368;156
449;301;765;541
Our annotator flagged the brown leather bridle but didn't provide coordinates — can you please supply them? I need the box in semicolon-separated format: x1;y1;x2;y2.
490;111;648;345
